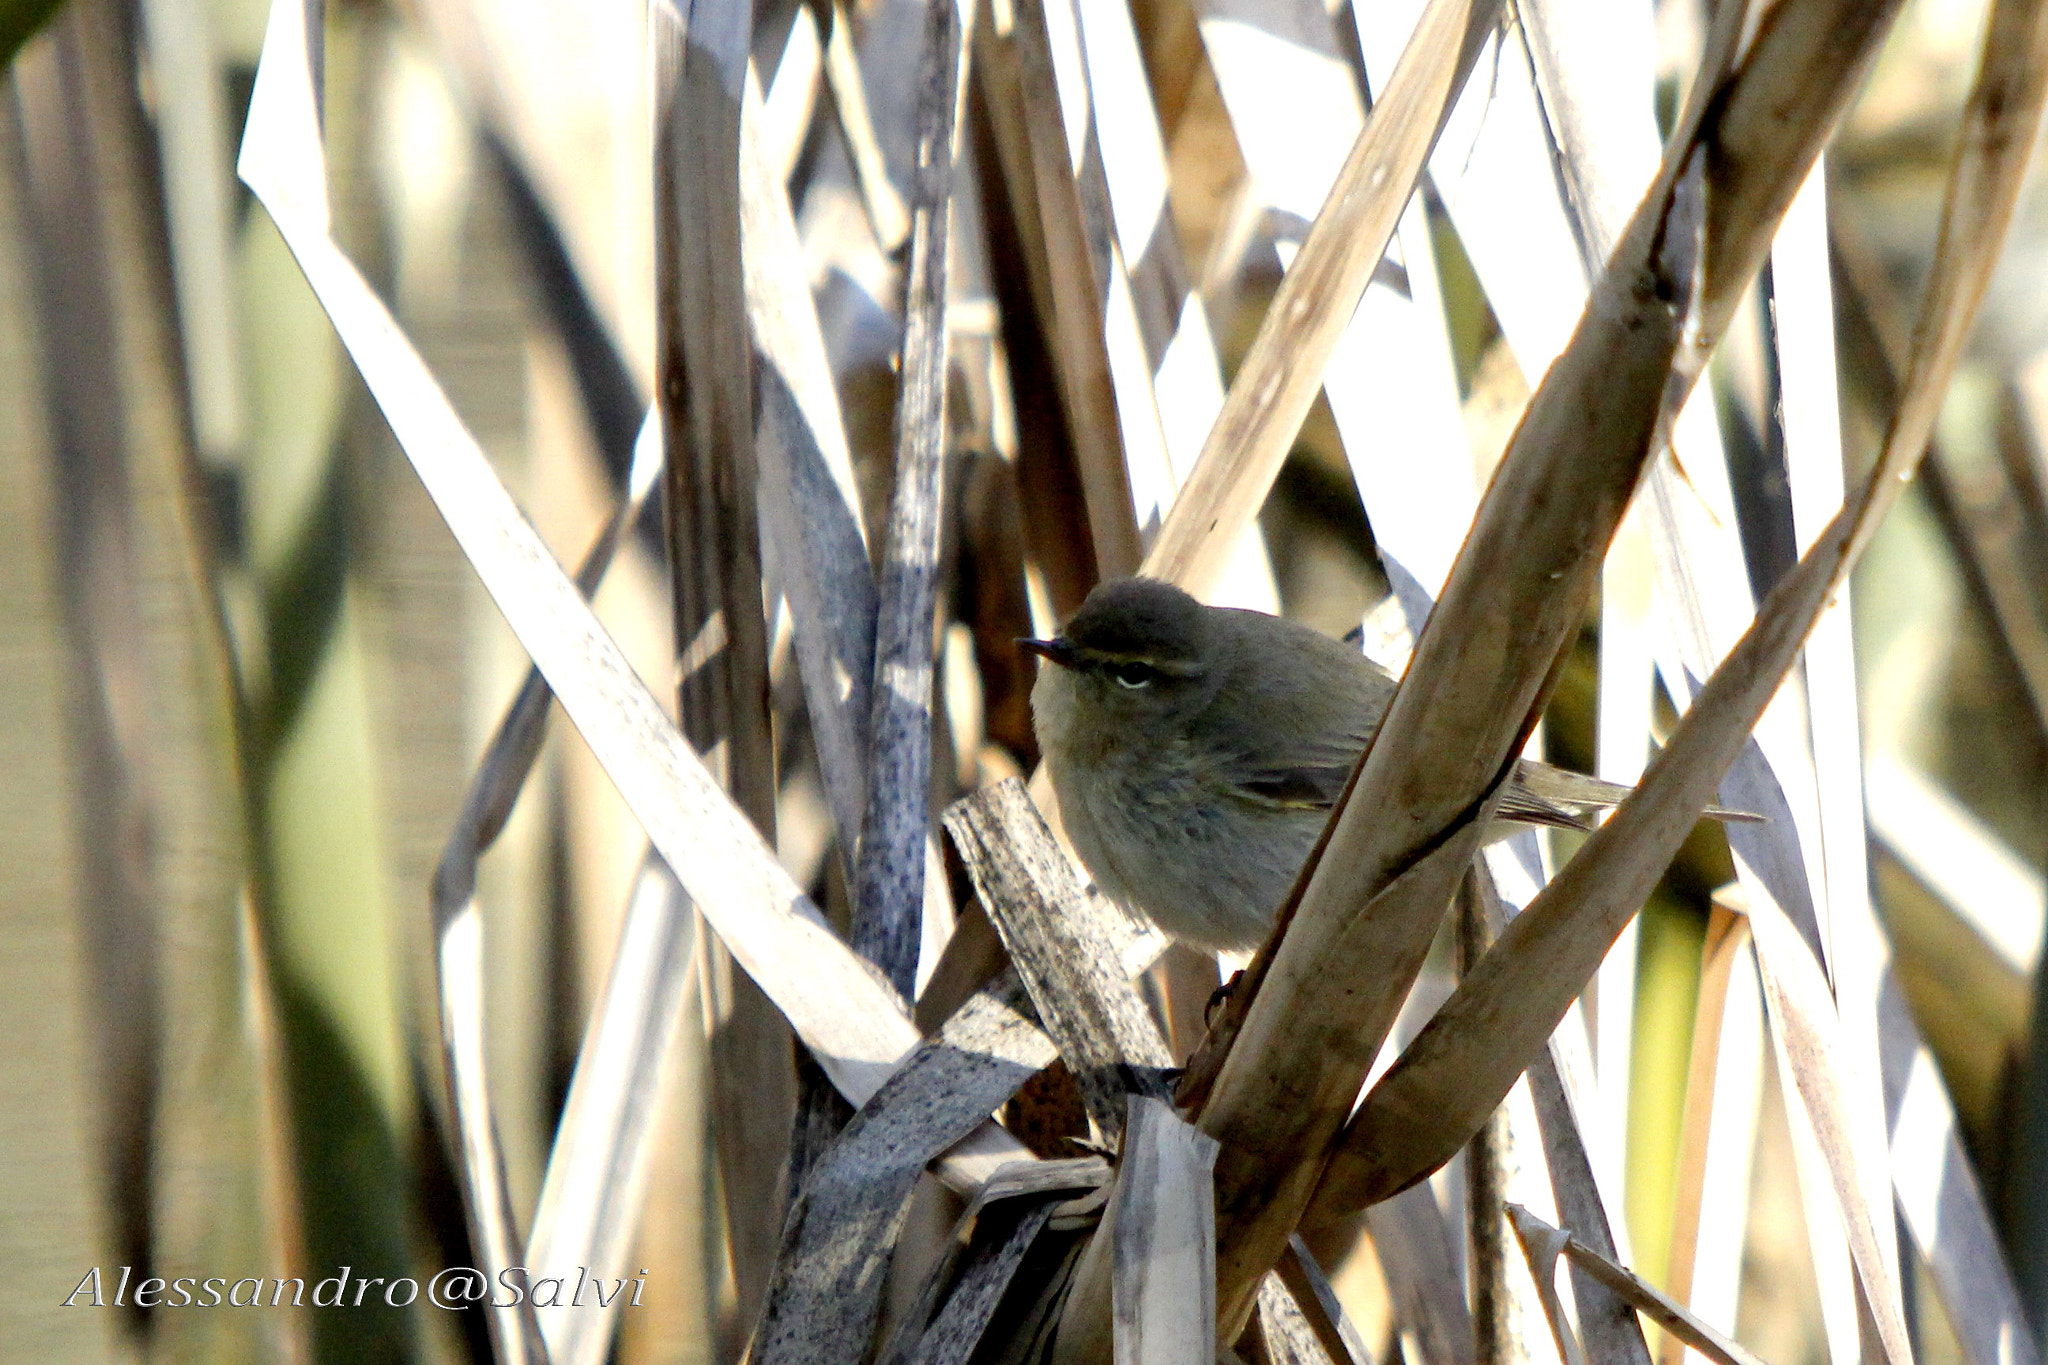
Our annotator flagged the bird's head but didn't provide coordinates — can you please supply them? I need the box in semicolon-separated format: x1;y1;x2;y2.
1021;578;1216;754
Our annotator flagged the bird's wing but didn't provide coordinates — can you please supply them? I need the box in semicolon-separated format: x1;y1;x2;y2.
1224;750;1598;827
1218;733;1367;812
1202;633;1387;812
1230;761;1355;810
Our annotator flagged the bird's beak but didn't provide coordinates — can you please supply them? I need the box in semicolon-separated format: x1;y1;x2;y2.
1018;637;1079;669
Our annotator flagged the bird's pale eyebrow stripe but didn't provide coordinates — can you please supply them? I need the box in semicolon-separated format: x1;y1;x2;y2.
1076;649;1203;678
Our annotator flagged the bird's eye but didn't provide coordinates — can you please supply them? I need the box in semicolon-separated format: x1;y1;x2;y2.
1110;661;1158;689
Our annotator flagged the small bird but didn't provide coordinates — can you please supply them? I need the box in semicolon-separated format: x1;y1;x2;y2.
1025;577;1740;952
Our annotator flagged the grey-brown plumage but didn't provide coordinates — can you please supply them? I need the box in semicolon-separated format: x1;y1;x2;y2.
1027;577;1720;952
